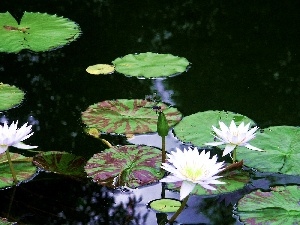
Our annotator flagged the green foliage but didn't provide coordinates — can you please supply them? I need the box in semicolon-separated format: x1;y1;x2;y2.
157;111;169;137
0;83;24;111
0;11;81;53
149;198;181;213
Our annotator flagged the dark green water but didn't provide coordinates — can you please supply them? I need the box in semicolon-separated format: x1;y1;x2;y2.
0;1;299;224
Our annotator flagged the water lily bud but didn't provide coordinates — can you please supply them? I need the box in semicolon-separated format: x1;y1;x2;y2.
157;111;169;137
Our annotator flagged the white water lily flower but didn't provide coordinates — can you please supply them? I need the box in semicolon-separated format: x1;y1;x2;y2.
205;120;263;157
0;121;38;154
160;147;225;200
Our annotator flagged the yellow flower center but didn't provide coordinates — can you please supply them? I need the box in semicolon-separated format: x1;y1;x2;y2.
182;166;204;180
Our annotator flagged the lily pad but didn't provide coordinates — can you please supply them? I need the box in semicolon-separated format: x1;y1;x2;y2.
0;83;24;111
81;99;182;135
166;168;250;196
84;145;164;188
236;185;300;225
32;151;86;179
112;52;189;78
0;152;37;189
237;126;300;175
86;64;115;75
174;110;254;147
0;217;16;225
0;11;81;53
149;198;181;213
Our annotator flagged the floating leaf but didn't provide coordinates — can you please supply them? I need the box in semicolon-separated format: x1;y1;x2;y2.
82;99;182;135
0;83;24;111
149;198;181;213
0;152;37;189
84;145;164;188
86;64;115;75
174;110;254;147
0;11;81;53
166;168;250;196
237;126;300;175
0;217;16;225
236;185;300;225
112;52;189;78
32;151;86;179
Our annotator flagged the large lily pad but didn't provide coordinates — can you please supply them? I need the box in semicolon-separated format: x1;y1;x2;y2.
173;110;254;147
32;151;86;179
237;126;300;175
0;11;81;53
0;83;24;111
236;185;300;225
81;99;182;135
112;52;189;78
0;152;37;189
84;145;164;188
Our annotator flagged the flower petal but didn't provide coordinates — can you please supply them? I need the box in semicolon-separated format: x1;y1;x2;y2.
223;144;236;156
12;142;38;149
244;143;264;151
180;181;196;200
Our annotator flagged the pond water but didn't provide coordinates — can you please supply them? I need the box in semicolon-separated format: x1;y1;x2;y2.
0;1;300;224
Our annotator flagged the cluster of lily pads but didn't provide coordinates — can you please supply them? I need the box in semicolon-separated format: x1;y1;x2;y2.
1;11;300;225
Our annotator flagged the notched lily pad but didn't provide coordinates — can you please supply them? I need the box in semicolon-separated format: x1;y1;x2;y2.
0;152;37;189
174;110;254;147
32;151;86;179
0;83;24;111
86;64;115;75
0;11;81;53
112;52;190;78
84;145;164;188
236;185;300;225
81;99;182;135
149;198;181;213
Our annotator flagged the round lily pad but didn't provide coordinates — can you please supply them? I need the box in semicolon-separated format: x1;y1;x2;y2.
237;126;300;175
236;185;300;225
32;151;86;179
0;83;24;111
173;110;254;147
112;52;189;78
81;99;182;135
0;11;81;53
0;152;37;189
84;145;164;188
86;64;115;75
149;198;181;213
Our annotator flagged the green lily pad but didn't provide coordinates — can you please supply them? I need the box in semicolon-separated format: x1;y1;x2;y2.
149;198;181;213
32;151;86;179
84;145;164;188
237;126;300;175
236;185;300;225
86;64;115;75
81;99;182;135
173;110;254;147
0;152;37;189
0;83;24;111
166;168;250;196
0;217;16;225
0;11;81;53
112;52;189;78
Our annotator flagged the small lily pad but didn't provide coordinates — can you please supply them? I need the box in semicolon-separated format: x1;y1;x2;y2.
112;52;189;78
86;64;115;75
236;185;300;225
84;145;164;188
0;152;37;189
174;110;254;147
81;99;182;135
0;83;24;111
237;126;300;175
149;198;181;213
0;11;81;53
32;151;86;179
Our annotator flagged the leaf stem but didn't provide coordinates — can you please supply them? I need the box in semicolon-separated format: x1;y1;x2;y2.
232;147;237;163
5;149;18;184
162;136;166;164
168;195;189;224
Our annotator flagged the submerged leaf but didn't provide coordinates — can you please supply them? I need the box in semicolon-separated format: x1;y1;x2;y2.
86;64;115;75
81;99;182;135
0;11;81;53
112;52;189;78
84;145;164;188
236;185;300;225
0;83;24;111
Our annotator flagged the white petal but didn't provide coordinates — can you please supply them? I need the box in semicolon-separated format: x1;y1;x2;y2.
160;175;183;183
180;181;195;200
12;142;38;149
205;141;224;146
244;143;264;151
223;144;236;156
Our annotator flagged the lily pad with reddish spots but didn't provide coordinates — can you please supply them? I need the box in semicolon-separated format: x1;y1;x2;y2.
32;151;86;179
236;185;300;225
84;145;164;188
81;99;182;135
0;152;37;189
